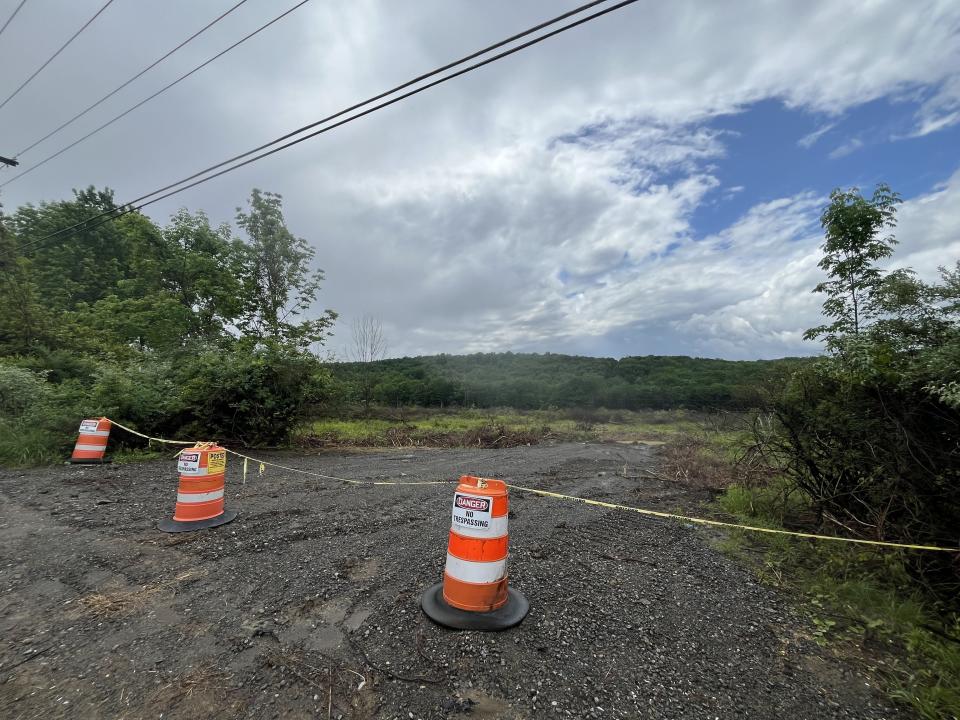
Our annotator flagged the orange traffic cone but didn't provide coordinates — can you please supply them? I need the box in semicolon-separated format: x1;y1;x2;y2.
421;475;528;630
158;443;238;532
70;418;112;464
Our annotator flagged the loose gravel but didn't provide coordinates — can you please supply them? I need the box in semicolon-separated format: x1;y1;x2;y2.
0;442;900;719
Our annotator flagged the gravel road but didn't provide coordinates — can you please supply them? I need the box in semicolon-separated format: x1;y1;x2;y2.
0;442;900;719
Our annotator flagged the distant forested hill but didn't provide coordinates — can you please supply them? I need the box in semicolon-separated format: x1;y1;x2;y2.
330;353;813;410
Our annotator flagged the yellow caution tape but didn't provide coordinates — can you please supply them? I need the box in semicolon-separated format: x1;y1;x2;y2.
505;483;959;553
104;417;450;487
103;418;958;552
108;418;196;445
221;447;451;487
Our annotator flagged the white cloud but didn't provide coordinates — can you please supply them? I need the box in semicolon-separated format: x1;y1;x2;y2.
828;137;864;159
0;0;959;360
310;119;726;356
910;75;960;137
891;169;960;275
670;172;960;358
798;122;836;148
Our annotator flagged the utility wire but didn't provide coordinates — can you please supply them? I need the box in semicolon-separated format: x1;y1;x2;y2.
107;0;615;215
139;1;641;208
14;0;250;158
0;0;28;41
12;0;615;246
1;0;311;187
17;0;636;251
15;0;633;254
0;0;116;112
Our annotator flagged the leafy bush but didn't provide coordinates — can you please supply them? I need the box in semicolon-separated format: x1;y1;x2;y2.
761;185;960;597
174;342;333;445
0;362;77;465
0;346;342;464
85;359;182;435
0;362;49;416
767;354;960;595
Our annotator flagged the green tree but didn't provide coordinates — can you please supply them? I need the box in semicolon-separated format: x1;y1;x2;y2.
804;184;901;349
235;189;336;348
164;211;242;334
10;187;140;311
4;191;271;357
0;216;54;354
764;185;959;595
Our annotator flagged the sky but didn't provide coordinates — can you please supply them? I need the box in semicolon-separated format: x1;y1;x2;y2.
0;0;958;360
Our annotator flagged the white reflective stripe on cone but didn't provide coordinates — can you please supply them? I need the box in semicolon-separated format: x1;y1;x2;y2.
79;430;110;437
74;443;107;451
177;489;224;503
444;553;507;584
450;514;509;539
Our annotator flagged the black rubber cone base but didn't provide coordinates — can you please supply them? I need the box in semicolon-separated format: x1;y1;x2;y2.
158;509;238;533
69;458;112;464
421;582;528;631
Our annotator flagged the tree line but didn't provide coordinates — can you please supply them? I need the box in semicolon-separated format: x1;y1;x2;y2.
331;352;809;410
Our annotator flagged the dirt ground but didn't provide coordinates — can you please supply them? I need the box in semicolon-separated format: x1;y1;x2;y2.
0;442;900;719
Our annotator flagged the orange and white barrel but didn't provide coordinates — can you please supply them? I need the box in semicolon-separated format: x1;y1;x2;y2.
444;476;511;611
70;417;111;463
422;475;528;630
158;444;237;532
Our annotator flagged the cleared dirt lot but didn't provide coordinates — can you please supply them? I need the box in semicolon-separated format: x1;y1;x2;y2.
1;442;899;719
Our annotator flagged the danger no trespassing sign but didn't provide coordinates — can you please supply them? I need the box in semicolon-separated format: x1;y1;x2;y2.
178;452;200;473
452;492;492;531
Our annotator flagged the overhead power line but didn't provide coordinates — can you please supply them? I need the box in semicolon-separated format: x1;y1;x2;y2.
25;0;612;217
14;0;639;255
14;0;250;158
0;0;28;41
114;0;615;214
0;0;116;112
2;0;311;187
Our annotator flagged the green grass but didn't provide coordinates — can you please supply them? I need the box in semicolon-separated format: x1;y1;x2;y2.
0;417;170;467
0;406;724;464
594;409;709;441
300;407;711;446
306;410;567;439
0;420;70;466
306;417;399;440
716;483;960;720
716;481;807;529
301;408;581;447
